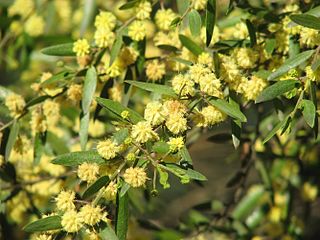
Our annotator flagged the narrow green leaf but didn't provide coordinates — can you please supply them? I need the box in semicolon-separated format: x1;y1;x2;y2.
311;58;320;71
206;0;216;47
301;99;316;128
231;186;264;220
33;133;46;165
51;150;106;166
110;34;123;66
119;182;130;197
265;39;276;55
179;34;203;56
5;121;19;161
157;167;170;189
153;142;170;154
116;192;129;240
188;10;202;37
186;168;207;181
79;112;90;151
310;81;318;138
255;80;300;103
41;70;73;87
289;37;300;58
24;216;62;232
170;17;182;28
95;97;143;124
83;176;109;199
41;43;76;56
171;57;193;66
245;19;256;47
268;50;314;80
157;44;179;52
82;67;97;114
125;80;176;97
290;14;320;30
231;120;241;149
210;99;247;122
119;0;139;10
99;224;119;240
262;117;289;144
179;146;193;164
80;0;96;36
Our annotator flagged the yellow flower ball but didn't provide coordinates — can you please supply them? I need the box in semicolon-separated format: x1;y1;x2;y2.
77;162;100;183
73;39;90;57
145;59;166;81
94;11;117;30
55;190;76;212
5;93;26;118
154;9;177;31
165;113;188;134
61;210;83;233
25;15;45;37
144;101;165;126
79;204;107;226
97;139;119;160
104;181;118;201
135;0;152;20
123;167;148;187
67;84;82;102
128;20;146;41
167;137;184;152
131;121;159;143
172;74;195;97
94;27;115;48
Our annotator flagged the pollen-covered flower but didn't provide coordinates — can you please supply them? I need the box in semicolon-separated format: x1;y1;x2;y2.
119;47;139;66
135;1;152;20
301;182;318;202
199;73;223;98
123;167;148;187
25;14;45;37
188;64;212;83
67;84;82;102
97;139;119;160
165;113;188;134
239;76;267;101
144;101;165;126
94;11;116;30
104;181;118;201
30;108;47;134
94;27;115;48
154;9;177;31
234;48;259;69
162;100;187;117
77;162;99;183
300;27;320;48
79;204;107;226
8;0;34;18
61;210;83;232
192;0;208;10
172;74;195;97
34;234;52;240
5;93;25;118
105;59;125;78
128;20;146;41
197;52;213;68
108;84;123;102
145;59;166;81
131;121;159;143
55;190;75;212
73;39;90;57
198;105;226;127
42;100;60;125
167;137;184;152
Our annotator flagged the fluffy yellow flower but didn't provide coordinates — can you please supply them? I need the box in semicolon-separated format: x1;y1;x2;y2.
197;52;213;68
105;59;125;78
94;28;115;48
97;139;119;160
5;93;25;118
199;73;222;98
165;113;188;134
167;137;184;152
232;22;248;39
119;47;139;66
154;9;177;31
192;0;208;10
128;21;146;41
61;210;83;233
234;48;259;69
135;1;152;20
198;106;226;127
8;0;34;18
154;31;181;48
188;64;211;83
55;190;75;212
42;100;60;126
25;15;45;37
108;84;123;102
300;27;320;48
10;21;23;35
126;152;136;161
34;234;52;240
268;206;282;223
104;181;118;201
95;11;116;30
144;101;165;126
67;84;82;102
73;39;90;57
239;76;267;101
123;167;148;187
145;59;166;81
172;74;195;97
79;204;107;226
162;100;187;117
301;182;318;202
30;108;47;134
77;162;100;183
131;121;158;143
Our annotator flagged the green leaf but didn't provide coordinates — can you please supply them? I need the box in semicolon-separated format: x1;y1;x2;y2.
125;80;176;97
79;112;90;151
116;192;129;240
179;146;193;164
110;34;123;66
157;167;170;189
262;116;290;144
41;43;76;56
268;50;314;80
205;0;216;47
289;37;300;58
95;97;143;124
265;38;276;55
177;0;190;15
119;0;139;10
171;57;193;66
41;70;73;87
51;150;106;166
255;80;300;103
310;81;318;138
80;0;96;36
153;142;170;154
119;182;130;197
188;10;202;37
231;120;241;149
112;128;129;145
5;121;19;161
82;67;97;114
157;44;179;52
179;34;203;56
231;186;264;220
170;17;182;28
290;14;320;30
186;168;207;181
83;176;109;199
33;132;46;165
209;99;247;122
301;99;316;128
99;224;119;240
24;216;62;232
245;19;256;47
25;95;51;108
